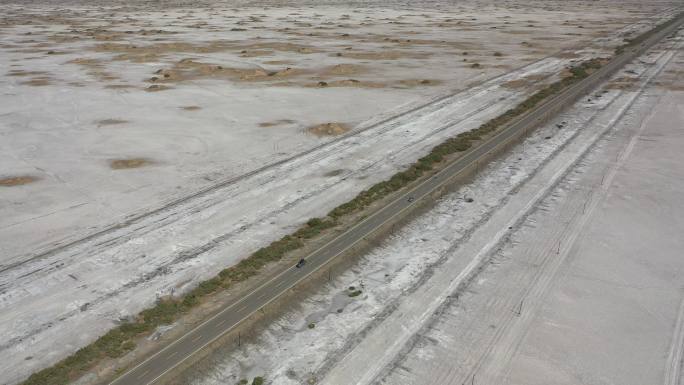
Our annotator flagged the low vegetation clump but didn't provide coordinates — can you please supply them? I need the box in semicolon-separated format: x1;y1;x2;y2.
24;15;681;385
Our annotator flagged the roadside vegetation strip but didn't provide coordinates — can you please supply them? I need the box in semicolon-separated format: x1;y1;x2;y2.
21;15;680;385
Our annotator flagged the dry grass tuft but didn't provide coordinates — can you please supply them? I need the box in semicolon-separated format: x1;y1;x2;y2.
110;158;152;169
259;119;296;127
0;175;38;186
307;122;350;136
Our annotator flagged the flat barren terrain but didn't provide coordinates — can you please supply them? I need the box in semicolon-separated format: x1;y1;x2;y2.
0;0;682;384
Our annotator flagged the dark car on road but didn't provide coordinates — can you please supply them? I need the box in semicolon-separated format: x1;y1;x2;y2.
296;258;306;268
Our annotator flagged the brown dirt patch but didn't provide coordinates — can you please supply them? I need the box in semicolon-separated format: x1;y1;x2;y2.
304;78;385;88
181;106;202;111
333;50;428;60
110;158;153;169
21;77;52;86
104;84;135;89
502;79;528;89
307;122;350;136
149;59;307;84
653;70;684;91
94;41;233;63
236;42;318;54
145;84;172;92
395;79;442;88
6;70;48;77
263;60;293;65
239;50;274;57
0;175;38;187
259;119;296;127
605;76;638;90
320;63;367;76
68;58;119;82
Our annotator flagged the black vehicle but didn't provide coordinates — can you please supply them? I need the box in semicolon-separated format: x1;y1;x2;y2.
296;258;306;268
407;196;415;203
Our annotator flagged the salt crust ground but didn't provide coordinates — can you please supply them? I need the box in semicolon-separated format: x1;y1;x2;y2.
183;21;684;385
0;0;681;383
377;35;684;385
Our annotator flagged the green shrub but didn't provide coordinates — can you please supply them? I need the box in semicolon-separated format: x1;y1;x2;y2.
252;376;265;385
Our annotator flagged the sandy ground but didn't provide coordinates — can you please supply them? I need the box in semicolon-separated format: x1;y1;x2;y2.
180;21;684;385
0;0;682;383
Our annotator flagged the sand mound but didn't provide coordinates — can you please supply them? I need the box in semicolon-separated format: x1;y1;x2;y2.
6;70;48;77
322;63;367;76
305;78;384;88
606;76;638;90
149;59;306;84
395;79;441;87
145;84;172;92
307;122;350;136
68;58;119;82
334;50;425;60
237;42;318;54
104;84;135;89
21;78;51;86
110;158;153;169
502;79;528;89
94;41;233;63
0;175;38;187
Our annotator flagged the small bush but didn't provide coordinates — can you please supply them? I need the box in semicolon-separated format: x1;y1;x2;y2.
252;376;265;385
308;323;316;329
348;290;363;298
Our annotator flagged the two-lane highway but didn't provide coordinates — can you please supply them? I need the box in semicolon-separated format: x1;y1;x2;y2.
110;13;684;385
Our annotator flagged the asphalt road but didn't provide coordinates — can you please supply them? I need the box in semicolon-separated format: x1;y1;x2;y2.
109;14;684;385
